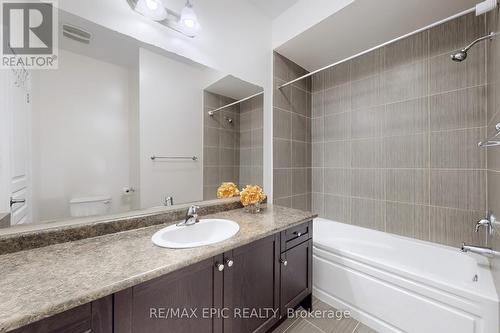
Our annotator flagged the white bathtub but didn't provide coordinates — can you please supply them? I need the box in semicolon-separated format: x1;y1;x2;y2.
312;218;499;333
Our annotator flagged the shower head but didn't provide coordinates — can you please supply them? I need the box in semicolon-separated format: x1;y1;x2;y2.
451;32;496;62
451;50;468;62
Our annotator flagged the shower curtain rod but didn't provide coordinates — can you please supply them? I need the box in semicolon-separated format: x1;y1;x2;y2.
208;91;264;116
278;6;476;89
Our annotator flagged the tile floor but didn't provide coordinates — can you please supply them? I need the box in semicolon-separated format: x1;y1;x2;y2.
272;298;378;333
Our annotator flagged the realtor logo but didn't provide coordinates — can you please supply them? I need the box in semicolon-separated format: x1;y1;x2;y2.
1;0;58;69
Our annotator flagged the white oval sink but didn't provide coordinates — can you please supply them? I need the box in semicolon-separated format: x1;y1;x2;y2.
152;219;240;249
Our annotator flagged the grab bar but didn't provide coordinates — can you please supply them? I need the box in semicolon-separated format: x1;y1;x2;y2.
478;123;500;148
151;155;198;161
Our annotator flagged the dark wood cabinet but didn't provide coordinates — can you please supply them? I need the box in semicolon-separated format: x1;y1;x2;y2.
113;256;223;333
280;239;313;315
11;221;313;333
223;234;280;333
10;296;112;333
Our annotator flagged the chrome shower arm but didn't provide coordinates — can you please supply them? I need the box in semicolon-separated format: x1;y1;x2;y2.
462;31;497;52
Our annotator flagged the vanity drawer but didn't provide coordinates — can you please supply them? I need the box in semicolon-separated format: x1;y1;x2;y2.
281;221;312;252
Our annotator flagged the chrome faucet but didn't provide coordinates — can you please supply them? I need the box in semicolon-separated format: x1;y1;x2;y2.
164;196;174;206
475;214;495;234
177;205;200;227
461;243;500;258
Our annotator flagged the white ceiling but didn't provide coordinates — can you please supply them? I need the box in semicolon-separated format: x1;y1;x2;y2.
205;75;263;100
275;0;479;71
248;0;299;19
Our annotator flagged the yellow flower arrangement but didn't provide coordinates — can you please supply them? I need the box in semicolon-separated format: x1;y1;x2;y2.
217;182;240;199
240;185;266;207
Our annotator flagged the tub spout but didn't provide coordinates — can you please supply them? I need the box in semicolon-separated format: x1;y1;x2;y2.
461;243;500;258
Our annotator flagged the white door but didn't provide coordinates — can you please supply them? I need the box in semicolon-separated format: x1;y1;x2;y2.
0;69;32;225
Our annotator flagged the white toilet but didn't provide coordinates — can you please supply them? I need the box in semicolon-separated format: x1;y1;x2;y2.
69;196;111;218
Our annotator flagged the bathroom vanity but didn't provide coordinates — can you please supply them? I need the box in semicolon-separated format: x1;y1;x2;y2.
0;205;314;333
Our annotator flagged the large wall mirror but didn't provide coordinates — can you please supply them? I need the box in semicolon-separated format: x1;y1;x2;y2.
0;8;263;229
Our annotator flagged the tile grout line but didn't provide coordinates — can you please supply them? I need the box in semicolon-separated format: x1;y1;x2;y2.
280;317;299;333
303;318;329;333
351;321;361;333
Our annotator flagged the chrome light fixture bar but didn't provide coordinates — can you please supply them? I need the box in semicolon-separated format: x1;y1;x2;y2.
126;0;201;38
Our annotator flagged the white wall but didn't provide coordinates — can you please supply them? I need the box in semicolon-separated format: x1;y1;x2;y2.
139;48;220;207
31;49;134;222
0;70;12;215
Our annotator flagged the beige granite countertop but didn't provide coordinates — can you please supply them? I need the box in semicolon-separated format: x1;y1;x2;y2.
0;205;315;332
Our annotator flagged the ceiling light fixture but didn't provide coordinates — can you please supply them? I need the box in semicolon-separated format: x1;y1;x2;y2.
127;0;201;38
133;0;167;21
180;0;201;35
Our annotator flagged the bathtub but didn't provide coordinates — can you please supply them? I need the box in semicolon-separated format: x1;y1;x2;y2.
312;218;499;333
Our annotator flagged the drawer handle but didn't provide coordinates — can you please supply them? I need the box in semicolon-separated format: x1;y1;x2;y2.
215;263;225;271
294;231;302;237
225;258;234;267
280;259;288;266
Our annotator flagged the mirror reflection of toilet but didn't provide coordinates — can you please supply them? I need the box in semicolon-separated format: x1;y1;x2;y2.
69;196;111;218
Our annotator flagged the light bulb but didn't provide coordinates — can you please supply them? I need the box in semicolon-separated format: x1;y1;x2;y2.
180;1;200;35
134;0;167;21
145;0;158;10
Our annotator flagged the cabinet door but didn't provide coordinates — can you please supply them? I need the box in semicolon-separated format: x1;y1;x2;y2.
223;234;280;333
114;255;224;333
280;239;312;315
10;296;112;333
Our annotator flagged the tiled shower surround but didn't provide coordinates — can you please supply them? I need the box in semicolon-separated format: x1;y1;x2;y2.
487;6;500;300
274;12;490;248
273;53;312;211
203;91;263;200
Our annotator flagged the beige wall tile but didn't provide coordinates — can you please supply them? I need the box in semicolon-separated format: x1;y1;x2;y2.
324;141;351;168
291;86;310;116
292;168;311;195
351;138;383;168
351;198;385;231
324;83;351;115
383;133;429;168
324;112;351;141
430;127;486;169
430;170;486;211
430;206;485;247
312;91;324;118
385;169;429;204
325;61;351;89
382;60;428;104
351;106;384;139
351;75;382;110
384;98;428;136
351;48;383;81
312;168;324;193
292;113;308;141
324;168;351;196
385;31;429;68
351;169;384;200
273;139;291;168
386;202;429;240
324;195;351;223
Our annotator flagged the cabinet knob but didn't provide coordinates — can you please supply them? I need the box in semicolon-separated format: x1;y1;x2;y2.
215;263;225;271
295;231;302;237
225;259;234;267
280;259;288;266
